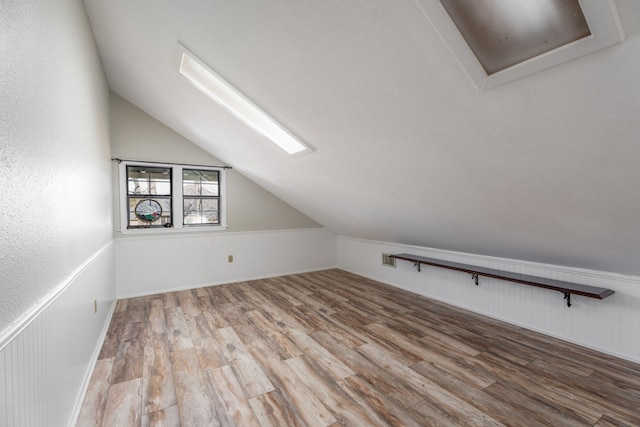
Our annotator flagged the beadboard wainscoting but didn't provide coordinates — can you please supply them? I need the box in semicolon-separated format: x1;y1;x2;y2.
337;236;640;363
115;228;337;298
0;243;116;427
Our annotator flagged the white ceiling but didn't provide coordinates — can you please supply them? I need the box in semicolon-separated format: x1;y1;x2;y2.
83;0;640;275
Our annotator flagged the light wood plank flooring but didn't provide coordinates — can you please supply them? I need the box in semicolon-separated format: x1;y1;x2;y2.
77;269;640;426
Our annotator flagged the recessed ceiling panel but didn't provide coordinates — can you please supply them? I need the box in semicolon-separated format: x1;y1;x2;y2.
415;0;624;90
440;0;591;75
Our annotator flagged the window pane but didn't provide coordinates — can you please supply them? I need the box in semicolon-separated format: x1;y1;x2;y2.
127;166;171;196
183;169;219;196
182;180;200;196
201;182;219;196
128;178;149;195
183;198;219;225
128;197;172;228
149;179;171;195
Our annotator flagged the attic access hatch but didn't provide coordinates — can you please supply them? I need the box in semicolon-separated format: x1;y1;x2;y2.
415;0;624;90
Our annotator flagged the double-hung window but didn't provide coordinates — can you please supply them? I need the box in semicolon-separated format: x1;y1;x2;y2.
183;169;220;226
126;165;173;228
119;160;227;233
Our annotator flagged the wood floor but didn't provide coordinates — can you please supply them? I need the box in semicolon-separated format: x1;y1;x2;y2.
77;269;640;427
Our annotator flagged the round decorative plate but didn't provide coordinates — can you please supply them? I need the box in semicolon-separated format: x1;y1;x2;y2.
134;199;162;223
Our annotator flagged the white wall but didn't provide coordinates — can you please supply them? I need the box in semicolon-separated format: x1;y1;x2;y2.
0;0;115;425
0;0;113;331
0;245;114;427
338;236;640;363
109;92;321;235
116;228;336;298
109;92;337;300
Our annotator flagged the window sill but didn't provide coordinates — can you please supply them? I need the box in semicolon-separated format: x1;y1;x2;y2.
117;224;229;235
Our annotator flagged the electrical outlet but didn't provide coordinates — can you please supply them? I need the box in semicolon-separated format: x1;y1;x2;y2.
228;255;234;263
94;299;97;313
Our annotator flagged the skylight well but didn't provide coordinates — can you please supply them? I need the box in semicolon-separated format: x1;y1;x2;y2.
440;0;591;75
415;0;624;90
179;49;311;156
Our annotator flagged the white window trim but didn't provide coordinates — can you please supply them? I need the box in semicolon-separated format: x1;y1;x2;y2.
118;160;228;234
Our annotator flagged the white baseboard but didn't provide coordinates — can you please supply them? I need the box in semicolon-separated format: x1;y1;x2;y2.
118;266;337;299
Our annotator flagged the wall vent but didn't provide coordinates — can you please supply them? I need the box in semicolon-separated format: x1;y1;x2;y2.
382;253;396;268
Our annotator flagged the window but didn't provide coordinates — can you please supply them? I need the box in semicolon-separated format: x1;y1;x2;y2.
119;161;227;233
183;169;219;226
126;165;173;228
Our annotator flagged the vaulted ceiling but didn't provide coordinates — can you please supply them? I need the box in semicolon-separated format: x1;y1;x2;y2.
83;0;640;275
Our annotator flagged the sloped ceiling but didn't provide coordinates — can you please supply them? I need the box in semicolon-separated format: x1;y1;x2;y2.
83;0;640;275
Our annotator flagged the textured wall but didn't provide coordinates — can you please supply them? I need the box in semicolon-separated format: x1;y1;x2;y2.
0;0;112;331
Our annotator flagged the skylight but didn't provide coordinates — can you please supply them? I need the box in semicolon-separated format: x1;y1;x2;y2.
440;0;591;75
415;0;624;90
179;49;311;156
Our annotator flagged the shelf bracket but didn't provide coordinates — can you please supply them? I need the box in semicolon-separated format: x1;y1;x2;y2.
470;273;479;286
564;292;572;308
413;262;421;272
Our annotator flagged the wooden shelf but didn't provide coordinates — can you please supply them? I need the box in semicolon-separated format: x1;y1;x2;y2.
388;253;614;307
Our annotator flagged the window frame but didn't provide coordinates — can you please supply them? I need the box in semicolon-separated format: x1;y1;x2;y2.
182;168;221;227
125;164;174;229
118;160;227;234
